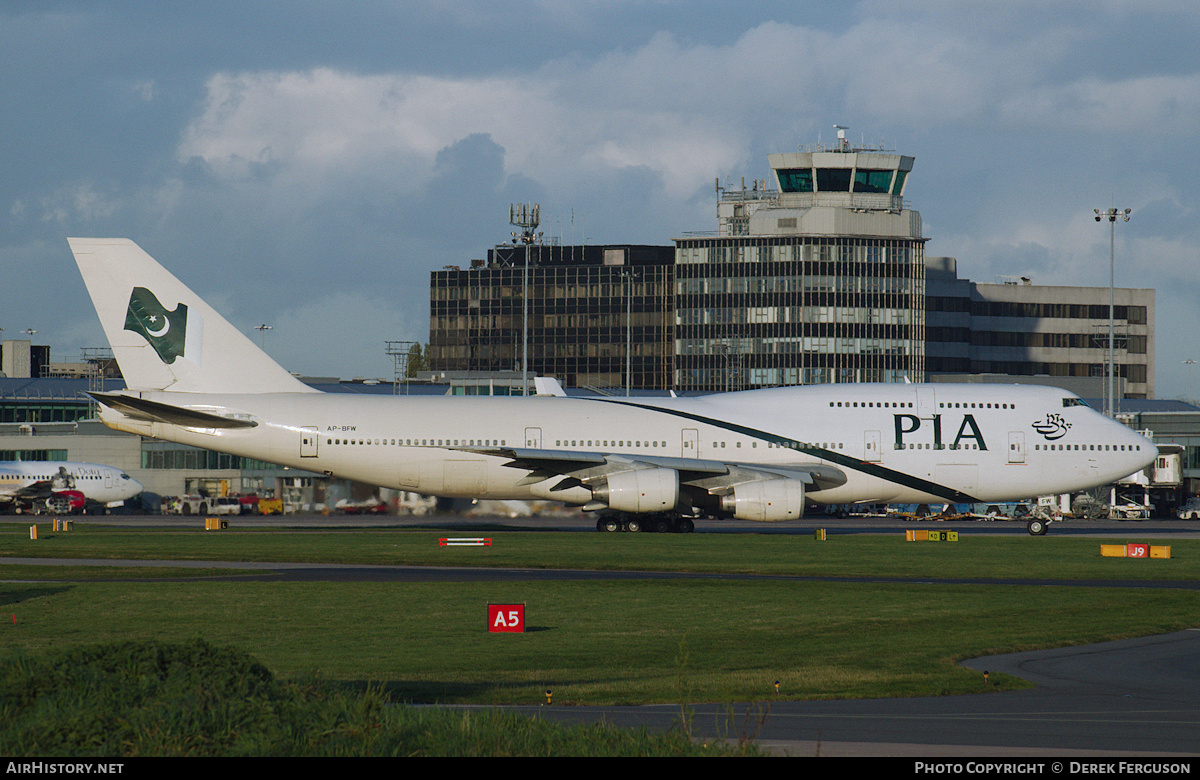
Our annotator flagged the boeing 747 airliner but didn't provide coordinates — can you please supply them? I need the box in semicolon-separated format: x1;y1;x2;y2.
68;238;1156;534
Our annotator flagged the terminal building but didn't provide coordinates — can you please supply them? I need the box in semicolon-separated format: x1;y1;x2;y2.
429;134;1152;402
1;340;51;381
925;257;1155;403
429;245;675;392
674;139;925;391
431;137;926;393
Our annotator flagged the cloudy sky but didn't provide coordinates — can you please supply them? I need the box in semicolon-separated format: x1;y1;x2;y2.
3;1;1198;397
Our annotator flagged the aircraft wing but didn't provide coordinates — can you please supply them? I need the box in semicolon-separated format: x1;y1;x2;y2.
461;446;847;497
0;470;54;501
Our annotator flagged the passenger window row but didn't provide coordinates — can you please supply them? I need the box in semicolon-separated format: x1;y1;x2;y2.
941;402;1013;409
830;401;913;408
555;440;668;449
1034;443;1142;452
327;438;507;447
826;400;1017;410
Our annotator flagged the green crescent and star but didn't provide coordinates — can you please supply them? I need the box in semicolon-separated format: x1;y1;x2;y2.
123;287;188;364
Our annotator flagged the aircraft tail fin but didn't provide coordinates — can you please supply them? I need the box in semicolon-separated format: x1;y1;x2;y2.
68;238;317;394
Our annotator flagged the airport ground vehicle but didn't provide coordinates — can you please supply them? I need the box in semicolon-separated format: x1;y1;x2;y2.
334;497;388;515
257;497;283;515
169;495;209;515
1178;498;1200;520
212;497;242;516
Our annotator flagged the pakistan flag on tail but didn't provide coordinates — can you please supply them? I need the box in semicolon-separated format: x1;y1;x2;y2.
124;287;188;364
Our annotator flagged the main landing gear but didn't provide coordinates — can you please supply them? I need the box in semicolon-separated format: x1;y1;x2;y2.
595;512;696;533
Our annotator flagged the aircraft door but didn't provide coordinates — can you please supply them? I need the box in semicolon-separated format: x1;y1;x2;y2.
915;386;936;416
300;427;319;457
681;428;699;458
524;427;542;448
1008;431;1026;464
864;430;882;462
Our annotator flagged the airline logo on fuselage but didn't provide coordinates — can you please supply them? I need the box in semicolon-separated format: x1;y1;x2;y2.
124;287;188;364
1031;413;1072;440
894;413;987;450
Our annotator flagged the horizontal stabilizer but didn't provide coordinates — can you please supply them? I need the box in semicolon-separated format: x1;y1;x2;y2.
89;392;258;429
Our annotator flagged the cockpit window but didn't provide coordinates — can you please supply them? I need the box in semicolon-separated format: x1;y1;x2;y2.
1062;398;1089;408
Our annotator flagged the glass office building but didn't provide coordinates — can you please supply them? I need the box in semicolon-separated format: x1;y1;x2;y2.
673;237;923;391
672;143;926;392
925;256;1155;400
429;245;676;391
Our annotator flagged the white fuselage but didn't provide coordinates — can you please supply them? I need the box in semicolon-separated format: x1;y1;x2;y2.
99;383;1155;508
0;462;143;506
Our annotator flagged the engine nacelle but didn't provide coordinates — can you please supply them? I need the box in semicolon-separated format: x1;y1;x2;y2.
720;479;806;522
593;468;679;514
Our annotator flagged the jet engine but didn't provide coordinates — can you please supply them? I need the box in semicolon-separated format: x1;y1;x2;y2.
592;468;679;514
720;479;806;521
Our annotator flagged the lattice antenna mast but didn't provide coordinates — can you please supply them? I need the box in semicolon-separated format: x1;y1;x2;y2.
81;347;114;418
510;203;542;396
385;341;419;394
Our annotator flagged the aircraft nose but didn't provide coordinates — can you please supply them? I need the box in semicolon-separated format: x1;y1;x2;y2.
1125;429;1157;472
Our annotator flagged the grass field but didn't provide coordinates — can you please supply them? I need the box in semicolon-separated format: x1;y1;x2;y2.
2;525;1198;706
4;523;1197;580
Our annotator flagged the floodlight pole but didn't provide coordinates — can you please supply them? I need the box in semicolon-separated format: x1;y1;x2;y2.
1094;207;1130;418
623;269;639;396
510;204;541;396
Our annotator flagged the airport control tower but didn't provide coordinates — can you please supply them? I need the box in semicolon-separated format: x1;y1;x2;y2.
673;129;926;392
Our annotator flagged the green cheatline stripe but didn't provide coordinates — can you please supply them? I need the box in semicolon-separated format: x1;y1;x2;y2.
584;398;981;504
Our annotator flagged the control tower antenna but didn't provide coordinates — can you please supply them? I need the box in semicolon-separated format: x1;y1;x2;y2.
834;125;850;152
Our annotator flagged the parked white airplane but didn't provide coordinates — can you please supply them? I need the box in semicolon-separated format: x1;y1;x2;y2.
0;461;142;514
68;238;1156;534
